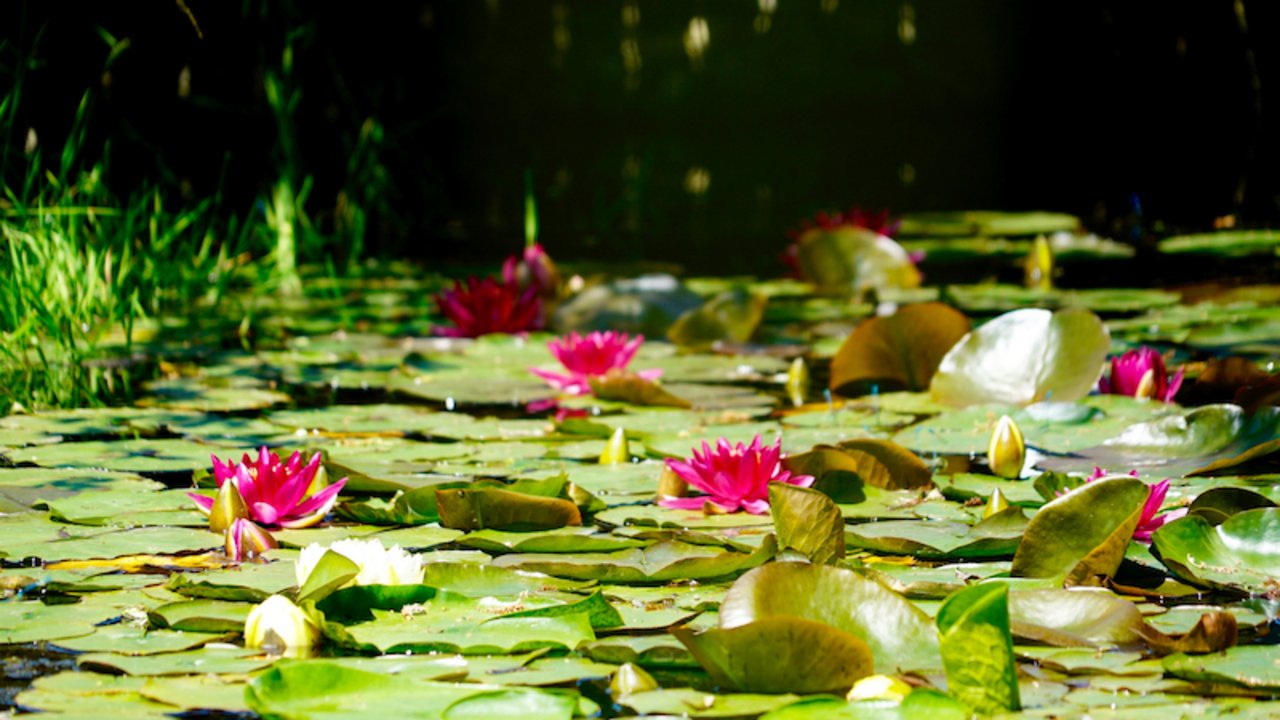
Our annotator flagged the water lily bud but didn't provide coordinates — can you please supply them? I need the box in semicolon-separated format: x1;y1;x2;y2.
610;662;659;698
987;415;1025;479
599;427;630;465
1024;234;1053;291
984;488;1010;518
847;674;912;702
244;595;320;657
785;357;809;407
225;518;277;562
1133;368;1159;400
208;480;249;533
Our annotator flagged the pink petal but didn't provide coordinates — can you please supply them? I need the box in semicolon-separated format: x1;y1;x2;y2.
189;492;214;515
282;479;347;524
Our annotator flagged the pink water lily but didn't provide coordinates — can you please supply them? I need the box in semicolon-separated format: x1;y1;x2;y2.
190;448;346;529
1134;478;1187;543
530;331;661;396
1099;347;1183;403
434;276;543;338
659;435;813;515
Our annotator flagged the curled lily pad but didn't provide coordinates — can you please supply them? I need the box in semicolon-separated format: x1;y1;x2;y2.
435;488;582;532
783;440;931;492
674;617;873;694
768;484;844;565
1186;487;1276;525
667;288;767;347
930;307;1110;407
718;562;940;672
937;583;1020;714
830;302;971;395
588;372;692;408
795;226;922;297
1151;508;1280;594
1010;475;1149;584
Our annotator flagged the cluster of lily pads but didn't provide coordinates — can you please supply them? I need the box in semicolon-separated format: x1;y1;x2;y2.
2;210;1280;718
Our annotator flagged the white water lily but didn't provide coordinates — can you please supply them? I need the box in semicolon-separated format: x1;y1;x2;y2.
244;595;320;656
295;537;425;588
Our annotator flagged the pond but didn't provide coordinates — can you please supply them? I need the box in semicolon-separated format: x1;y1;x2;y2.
3;217;1280;718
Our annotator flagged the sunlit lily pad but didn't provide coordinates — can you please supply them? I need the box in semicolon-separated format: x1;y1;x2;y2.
718;562;940;672
491;538;776;584
675;617;873;694
1010;475;1148;584
1151;508;1280;594
931;307;1110;407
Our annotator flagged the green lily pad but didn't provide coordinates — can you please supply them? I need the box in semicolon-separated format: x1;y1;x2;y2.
149;598;252;632
77;645;273;676
1158;230;1280;257
459;527;647;554
3;437;236;478
1010;475;1149;584
718;562;940;672
1163;645;1280;689
930;307;1110;407
896;210;1080;238
623;688;801;718
490;538;776;584
436;488;582;531
846;510;1026;560
1152;508;1280;594
770;484;845;565
246;661;585;719
937;583;1020;713
675;617;873;694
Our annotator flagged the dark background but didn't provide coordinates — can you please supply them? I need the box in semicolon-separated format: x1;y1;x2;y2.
2;0;1276;275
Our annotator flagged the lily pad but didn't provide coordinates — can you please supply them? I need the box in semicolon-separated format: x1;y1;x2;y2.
1151;508;1280;594
830;302;970;395
718;562;940;672
1010;475;1149;584
937;583;1020;713
930;307;1110;407
675;617;873;694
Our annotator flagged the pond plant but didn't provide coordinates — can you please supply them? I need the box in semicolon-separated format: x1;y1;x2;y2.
2;211;1280;718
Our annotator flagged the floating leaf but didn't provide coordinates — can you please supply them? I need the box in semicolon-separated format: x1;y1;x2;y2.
795;226;922;296
246;661;583;719
937;583;1020;713
667;288;767;347
588;371;692;408
718;562;940;672
436;488;582;531
1010;475;1148;584
930;307;1110;407
1151;508;1280;594
830;303;970;394
896;211;1080;238
769;484;844;565
674;617;873;694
